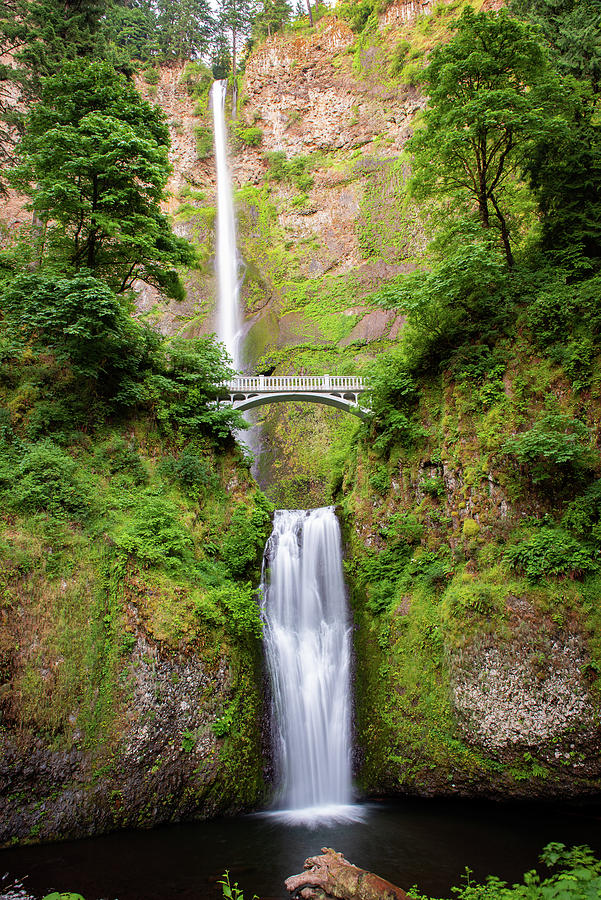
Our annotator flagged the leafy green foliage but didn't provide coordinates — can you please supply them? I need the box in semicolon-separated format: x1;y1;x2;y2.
145;337;245;442
10;60;194;298
409;7;561;267
233;123;262;147
353;513;425;615
42;893;86;900
510;0;601;90
420;475;445;498
562;480;601;545
221;493;273;577
158;451;220;500
0;278;241;443
1;272;152;385
365;348;420;455
102;436;148;485
336;0;378;32
202;582;262;639
503;414;595;485
219;871;258;900
375;242;510;374
525;264;601;388
0;440;90;520
443;575;505;620
409;843;601;900
509;1;601;259
505;527;599;580
264;150;315;192
115;492;194;570
195;124;214;159
407;547;454;590
369;464;390;495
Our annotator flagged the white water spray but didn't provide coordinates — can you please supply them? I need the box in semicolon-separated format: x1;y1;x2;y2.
212;79;241;370
261;508;358;825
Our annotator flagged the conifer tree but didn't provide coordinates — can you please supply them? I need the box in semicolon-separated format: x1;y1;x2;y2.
217;0;255;82
102;0;158;62
155;0;215;60
511;0;601;259
253;0;291;39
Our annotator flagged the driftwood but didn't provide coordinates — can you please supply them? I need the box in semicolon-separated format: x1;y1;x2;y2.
284;848;409;900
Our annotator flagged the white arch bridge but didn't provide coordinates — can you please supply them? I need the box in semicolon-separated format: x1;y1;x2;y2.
219;375;370;419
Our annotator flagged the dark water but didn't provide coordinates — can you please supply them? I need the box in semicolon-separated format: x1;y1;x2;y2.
2;799;601;900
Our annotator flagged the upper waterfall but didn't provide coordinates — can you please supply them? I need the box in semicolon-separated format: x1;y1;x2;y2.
212;79;241;371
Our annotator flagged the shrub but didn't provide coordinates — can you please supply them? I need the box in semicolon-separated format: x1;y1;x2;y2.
443;575;504;619
204;582;262;640
145;336;245;442
562;479;601;545
159;451;220;500
526;267;601;389
503;414;596;485
389;39;411;76
115;493;193;570
221;494;273;578
406;547;454;589
26;398;85;441
366;349;420;455
408;842;601;900
384;512;424;546
181;61;213;100
233;124;262;147
212;698;238;737
195;124;213;159
143;66;160;85
369;464;390;495
103;436;148;485
366;578;396;615
505;527;599;580
375;242;510;374
421;475;446;498
337;0;378;32
1;272;158;400
264;151;315;192
2;441;90;520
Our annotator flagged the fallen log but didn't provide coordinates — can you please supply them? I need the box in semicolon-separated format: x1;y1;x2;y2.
284;848;409;900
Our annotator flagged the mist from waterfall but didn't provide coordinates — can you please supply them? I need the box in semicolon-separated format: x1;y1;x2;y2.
260;507;360;825
212;79;241;370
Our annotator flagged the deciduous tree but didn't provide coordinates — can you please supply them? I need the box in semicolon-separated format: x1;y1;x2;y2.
409;8;561;268
10;60;194;297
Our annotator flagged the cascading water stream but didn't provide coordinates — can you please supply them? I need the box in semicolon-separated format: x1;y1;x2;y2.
211;79;265;468
261;507;359;824
211;79;241;370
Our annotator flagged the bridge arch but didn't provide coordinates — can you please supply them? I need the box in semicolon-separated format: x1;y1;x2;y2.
220;375;370;420
230;391;368;419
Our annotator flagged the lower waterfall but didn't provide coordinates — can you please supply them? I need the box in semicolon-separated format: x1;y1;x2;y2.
261;507;358;823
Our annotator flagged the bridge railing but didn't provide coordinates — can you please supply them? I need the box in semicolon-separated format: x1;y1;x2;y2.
224;375;366;393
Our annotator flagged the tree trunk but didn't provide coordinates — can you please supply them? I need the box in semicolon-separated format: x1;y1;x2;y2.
285;848;409;900
490;192;514;269
305;0;313;26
